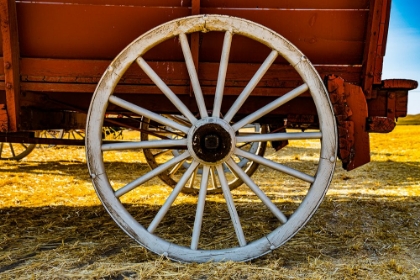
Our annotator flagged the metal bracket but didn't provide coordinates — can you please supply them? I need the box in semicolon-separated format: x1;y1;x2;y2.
326;74;370;171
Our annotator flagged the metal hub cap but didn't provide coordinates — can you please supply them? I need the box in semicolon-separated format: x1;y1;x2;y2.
187;118;236;165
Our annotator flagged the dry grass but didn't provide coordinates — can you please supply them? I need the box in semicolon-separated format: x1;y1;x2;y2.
1;125;419;279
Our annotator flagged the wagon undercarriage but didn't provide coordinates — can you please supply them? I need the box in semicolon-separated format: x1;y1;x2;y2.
0;0;417;262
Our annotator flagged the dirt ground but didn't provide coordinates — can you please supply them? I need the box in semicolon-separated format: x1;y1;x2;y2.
0;125;419;279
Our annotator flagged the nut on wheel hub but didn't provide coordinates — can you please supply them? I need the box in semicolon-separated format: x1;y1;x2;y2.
188;118;236;165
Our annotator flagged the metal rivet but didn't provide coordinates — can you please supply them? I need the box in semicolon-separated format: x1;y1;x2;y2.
162;252;168;257
4;62;11;69
270;245;275;250
90;173;96;179
6;83;12;89
330;156;335;163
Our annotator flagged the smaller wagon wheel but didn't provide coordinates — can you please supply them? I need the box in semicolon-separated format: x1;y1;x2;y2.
0;132;39;160
140;117;267;194
86;15;337;262
39;129;85;148
38;129;65;148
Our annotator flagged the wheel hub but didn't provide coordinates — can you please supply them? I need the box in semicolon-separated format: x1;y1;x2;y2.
188;118;236;164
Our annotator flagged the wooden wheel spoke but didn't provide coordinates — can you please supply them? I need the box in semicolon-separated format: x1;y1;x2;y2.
74;130;85;138
179;33;208;119
187;167;199;189
153;149;172;159
141;118;185;139
168;159;187;176
9;143;16;157
148;160;200;233
224;50;278;123
232;83;309;132
19;143;28;149
234;148;315;183
191;165;210;250
216;164;247;247
212;31;233;117
236;141;252;149
114;152;191;198
236;131;322;143
226;159;288;223
233;153;248;165
136;57;197;124
109;95;189;134
210;167;218;189
101;139;187;151
163;114;192;128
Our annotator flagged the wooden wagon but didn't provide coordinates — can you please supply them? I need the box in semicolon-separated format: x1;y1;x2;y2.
0;0;417;262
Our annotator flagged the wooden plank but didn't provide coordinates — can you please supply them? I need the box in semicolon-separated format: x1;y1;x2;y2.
15;0;370;10
191;0;200;68
362;0;391;98
0;0;20;132
19;82;306;96
14;3;368;66
16;3;190;59
23;0;192;6
17;58;363;85
201;0;371;9
0;103;7;132
200;8;369;65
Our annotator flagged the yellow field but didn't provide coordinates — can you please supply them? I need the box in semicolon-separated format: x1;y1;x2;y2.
0;125;419;279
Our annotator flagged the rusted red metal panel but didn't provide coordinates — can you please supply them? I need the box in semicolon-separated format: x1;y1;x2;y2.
367;79;418;126
326;75;370;171
345;83;370;170
367;116;396;133
382;79;418;90
0;0;20;132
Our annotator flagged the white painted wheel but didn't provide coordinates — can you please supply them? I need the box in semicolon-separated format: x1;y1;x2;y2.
141;118;267;194
86;15;337;262
0;132;39;160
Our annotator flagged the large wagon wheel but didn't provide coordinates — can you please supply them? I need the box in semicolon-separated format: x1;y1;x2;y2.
86;15;337;262
140;118;267;194
0;132;39;160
